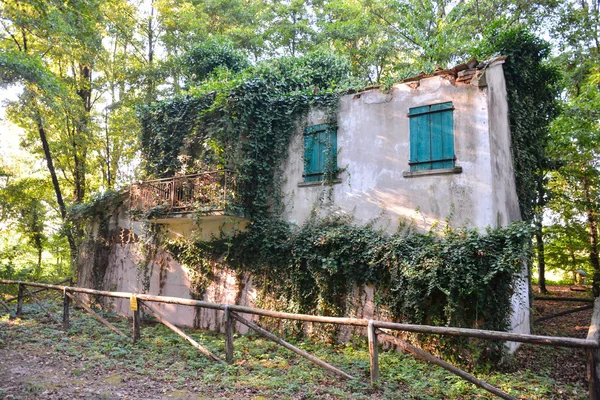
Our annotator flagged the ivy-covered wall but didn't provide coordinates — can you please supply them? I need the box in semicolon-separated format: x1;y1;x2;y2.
76;195;531;366
131;52;532;362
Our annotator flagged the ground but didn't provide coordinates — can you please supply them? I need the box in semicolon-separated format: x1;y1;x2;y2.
510;285;593;392
0;285;593;399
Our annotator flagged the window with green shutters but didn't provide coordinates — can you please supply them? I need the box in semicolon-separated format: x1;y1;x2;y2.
303;124;337;182
408;102;455;172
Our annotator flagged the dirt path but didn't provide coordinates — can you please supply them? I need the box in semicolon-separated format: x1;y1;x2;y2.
510;285;594;389
0;345;208;399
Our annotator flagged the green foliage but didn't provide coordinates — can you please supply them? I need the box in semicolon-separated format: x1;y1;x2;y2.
182;38;250;83
0;51;61;94
138;95;215;177
252;49;353;90
475;24;560;221
168;219;531;364
542;223;590;276
68;190;125;222
0;176;72;280
547;71;600;290
263;0;316;56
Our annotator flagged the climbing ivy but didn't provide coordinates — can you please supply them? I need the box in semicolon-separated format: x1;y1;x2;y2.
68;190;125;289
139;50;354;218
138;95;216;177
475;24;560;221
167;218;531;364
137;45;549;365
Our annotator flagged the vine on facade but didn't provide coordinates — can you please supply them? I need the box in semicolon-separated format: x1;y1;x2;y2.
132;36;555;364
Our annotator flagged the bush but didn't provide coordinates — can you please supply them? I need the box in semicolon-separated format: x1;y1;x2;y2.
183;37;250;83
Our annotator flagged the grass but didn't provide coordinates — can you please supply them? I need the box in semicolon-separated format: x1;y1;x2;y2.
0;296;589;399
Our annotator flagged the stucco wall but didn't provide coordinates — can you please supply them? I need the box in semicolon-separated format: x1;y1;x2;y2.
484;61;530;340
279;64;529;341
281;67;520;234
77;209;255;333
485;61;522;226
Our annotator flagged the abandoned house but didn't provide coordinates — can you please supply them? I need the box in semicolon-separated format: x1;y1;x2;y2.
77;56;529;349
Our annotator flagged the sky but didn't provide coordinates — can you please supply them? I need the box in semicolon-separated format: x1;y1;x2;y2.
0;85;24;162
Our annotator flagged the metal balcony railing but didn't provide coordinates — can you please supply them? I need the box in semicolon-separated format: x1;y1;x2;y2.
129;170;236;214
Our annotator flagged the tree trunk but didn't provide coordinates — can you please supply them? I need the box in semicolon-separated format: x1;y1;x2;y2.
36;247;42;276
536;221;548;294
74;64;92;203
104;108;112;189
145;3;155;104
536;173;548;294
584;176;600;297
36;114;77;261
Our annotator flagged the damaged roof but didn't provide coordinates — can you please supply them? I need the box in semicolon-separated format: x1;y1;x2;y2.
348;56;508;94
400;56;508;86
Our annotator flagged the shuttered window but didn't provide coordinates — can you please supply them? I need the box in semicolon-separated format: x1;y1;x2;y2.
304;124;337;182
408;102;455;172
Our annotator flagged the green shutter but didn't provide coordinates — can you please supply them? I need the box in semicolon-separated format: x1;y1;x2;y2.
304;124;337;182
440;107;454;169
409;102;454;171
410;114;432;171
328;128;337;171
430;110;443;170
304;132;318;181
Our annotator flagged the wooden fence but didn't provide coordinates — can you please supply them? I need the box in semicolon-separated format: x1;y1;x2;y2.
2;279;600;400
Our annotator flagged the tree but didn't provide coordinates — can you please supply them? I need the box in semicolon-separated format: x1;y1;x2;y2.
264;0;317;56
1;178;53;275
543;219;590;281
474;24;560;294
182;38;250;83
549;75;600;294
0;0;141;267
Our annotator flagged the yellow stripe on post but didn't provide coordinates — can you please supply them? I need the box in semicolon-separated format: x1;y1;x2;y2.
130;295;138;311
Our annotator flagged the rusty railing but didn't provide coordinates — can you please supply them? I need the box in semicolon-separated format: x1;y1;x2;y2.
129;170;236;213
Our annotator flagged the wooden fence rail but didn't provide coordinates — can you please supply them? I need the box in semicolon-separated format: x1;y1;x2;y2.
534;296;595;303
2;279;600;400
5;278;71;303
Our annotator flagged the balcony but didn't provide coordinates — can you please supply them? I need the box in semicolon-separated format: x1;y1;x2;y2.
129;170;239;221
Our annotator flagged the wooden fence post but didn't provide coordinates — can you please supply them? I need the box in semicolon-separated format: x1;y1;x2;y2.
132;300;141;344
225;305;234;364
368;320;379;385
16;283;24;317
587;296;600;400
62;289;70;331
